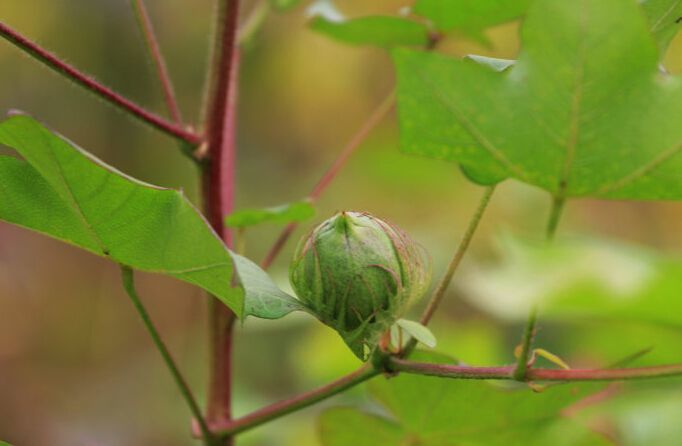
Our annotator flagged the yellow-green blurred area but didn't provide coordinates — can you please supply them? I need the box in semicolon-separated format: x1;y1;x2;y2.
1;1;682;445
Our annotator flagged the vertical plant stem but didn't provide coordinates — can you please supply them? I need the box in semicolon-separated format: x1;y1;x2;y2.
513;306;538;381
119;266;214;445
202;1;241;444
130;0;183;124
238;0;270;46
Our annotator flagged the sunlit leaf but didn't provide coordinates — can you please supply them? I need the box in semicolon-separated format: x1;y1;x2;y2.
394;0;682;200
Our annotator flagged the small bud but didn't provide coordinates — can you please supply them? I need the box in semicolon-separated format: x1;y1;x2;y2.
290;211;430;360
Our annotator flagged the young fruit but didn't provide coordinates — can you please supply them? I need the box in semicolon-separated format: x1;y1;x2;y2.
290;211;430;359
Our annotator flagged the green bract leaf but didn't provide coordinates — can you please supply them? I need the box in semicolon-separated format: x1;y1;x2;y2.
394;0;682;200
642;0;682;54
310;15;429;48
225;200;315;228
0;115;246;314
320;352;606;446
413;0;530;37
396;319;436;348
232;252;308;319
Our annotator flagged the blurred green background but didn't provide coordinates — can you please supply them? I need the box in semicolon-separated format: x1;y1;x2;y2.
1;1;682;445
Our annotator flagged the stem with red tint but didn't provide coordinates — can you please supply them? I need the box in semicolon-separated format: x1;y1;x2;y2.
130;0;183;124
201;1;241;444
0;21;199;144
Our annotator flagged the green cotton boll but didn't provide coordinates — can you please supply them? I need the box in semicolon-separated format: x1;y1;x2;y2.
290;211;431;360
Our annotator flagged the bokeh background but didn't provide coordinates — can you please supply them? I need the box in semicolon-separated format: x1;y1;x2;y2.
1;1;682;445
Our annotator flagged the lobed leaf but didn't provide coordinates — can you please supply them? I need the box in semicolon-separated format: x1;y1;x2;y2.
394;0;682;200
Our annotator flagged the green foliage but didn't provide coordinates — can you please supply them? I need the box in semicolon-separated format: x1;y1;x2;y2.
413;0;530;39
0;115;244;315
395;318;436;348
225;200;315;228
394;0;682;199
310;15;429;48
460;233;682;329
232;252;308;319
642;0;682;54
319;352;606;446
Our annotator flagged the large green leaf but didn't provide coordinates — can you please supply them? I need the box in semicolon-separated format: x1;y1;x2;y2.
310;15;430;48
413;0;530;38
642;0;682;54
394;0;682;200
319;352;606;446
0;116;250;315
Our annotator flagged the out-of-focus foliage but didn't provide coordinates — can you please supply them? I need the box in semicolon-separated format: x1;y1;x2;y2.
310;15;429;48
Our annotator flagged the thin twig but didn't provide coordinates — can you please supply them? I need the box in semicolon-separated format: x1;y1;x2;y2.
237;0;270;46
0;21;200;144
130;0;183;123
119;266;214;445
196;365;378;438
260;91;395;269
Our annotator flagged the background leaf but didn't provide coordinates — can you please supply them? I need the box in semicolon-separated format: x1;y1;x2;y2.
270;0;303;12
459;233;682;329
310;15;429;48
225;200;315;228
0;115;245;314
413;0;530;39
319;352;606;446
394;0;682;200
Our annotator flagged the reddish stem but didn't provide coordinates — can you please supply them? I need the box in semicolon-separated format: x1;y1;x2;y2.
260;91;395;269
0;21;199;144
201;1;241;443
130;0;183;124
389;358;682;382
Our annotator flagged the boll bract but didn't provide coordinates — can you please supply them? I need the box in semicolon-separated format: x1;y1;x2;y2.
289;211;430;360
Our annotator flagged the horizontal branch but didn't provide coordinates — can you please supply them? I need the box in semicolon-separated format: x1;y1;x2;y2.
0;21;200;145
389;358;682;382
194;365;379;438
